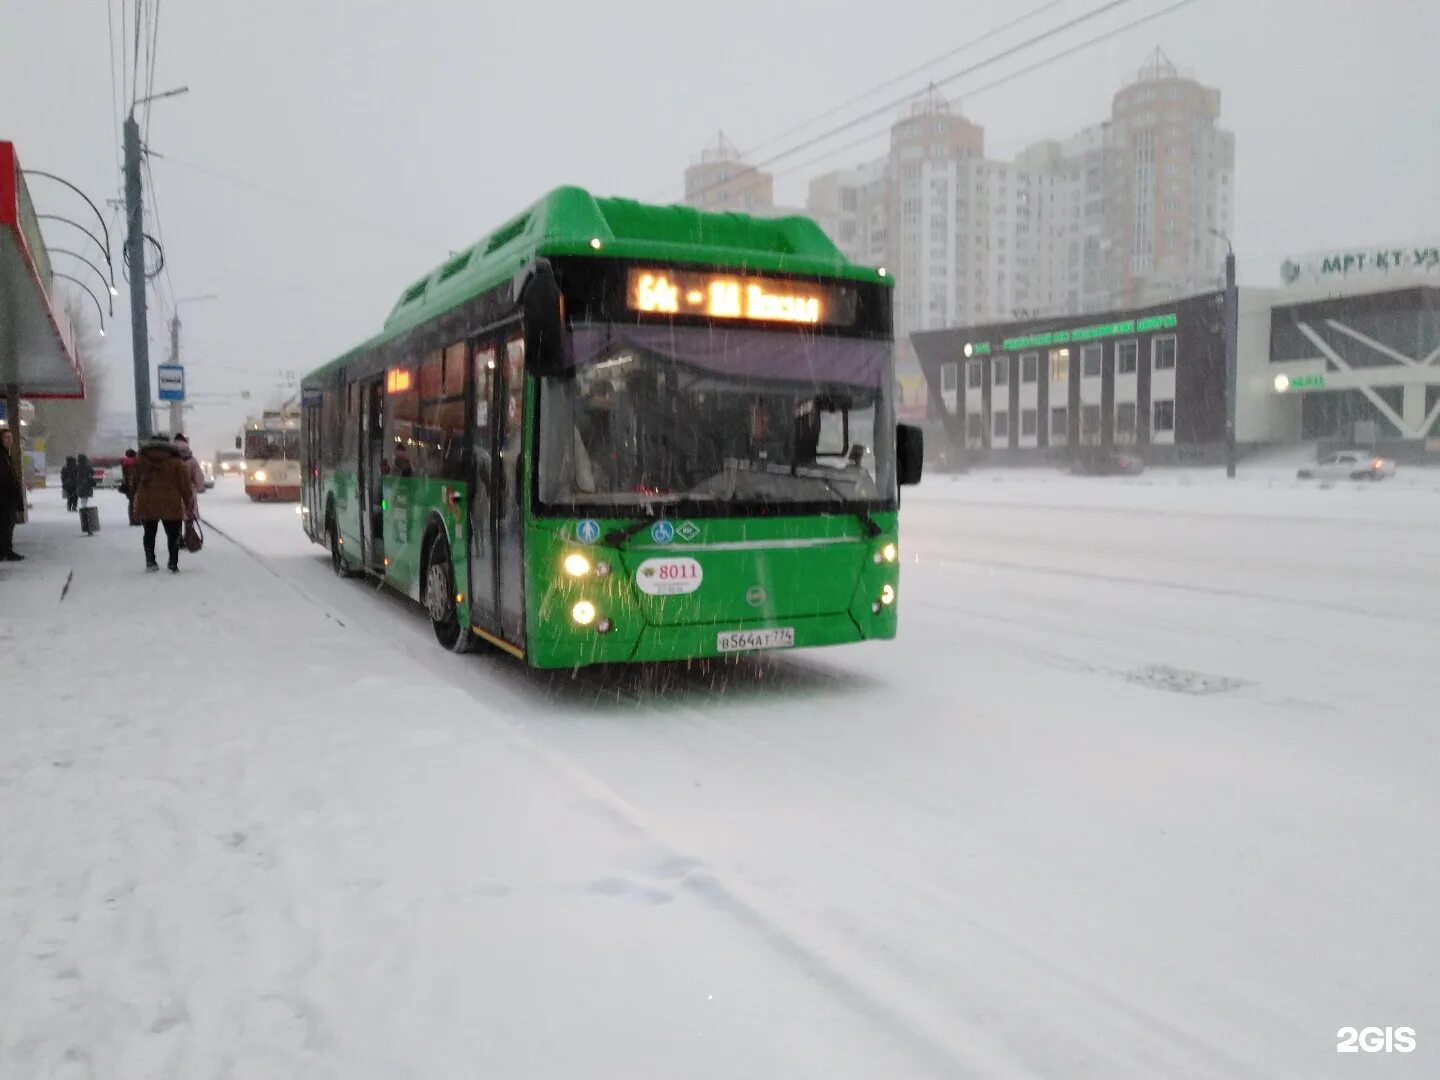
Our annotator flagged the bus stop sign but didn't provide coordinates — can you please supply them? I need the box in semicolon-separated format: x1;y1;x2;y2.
157;364;185;402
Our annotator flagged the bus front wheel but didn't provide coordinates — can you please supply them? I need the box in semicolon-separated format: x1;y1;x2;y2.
425;536;473;654
330;516;356;578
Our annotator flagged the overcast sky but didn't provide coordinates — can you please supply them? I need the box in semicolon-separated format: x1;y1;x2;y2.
5;0;1438;456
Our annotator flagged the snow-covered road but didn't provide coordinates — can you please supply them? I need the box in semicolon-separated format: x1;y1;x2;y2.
3;471;1437;1078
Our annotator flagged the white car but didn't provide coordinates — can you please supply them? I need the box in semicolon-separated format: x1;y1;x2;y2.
1298;451;1397;481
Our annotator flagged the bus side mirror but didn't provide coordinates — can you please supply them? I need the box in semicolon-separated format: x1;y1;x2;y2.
522;260;569;378
896;424;924;486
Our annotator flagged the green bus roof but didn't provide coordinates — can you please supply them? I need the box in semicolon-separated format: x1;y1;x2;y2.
306;186;888;381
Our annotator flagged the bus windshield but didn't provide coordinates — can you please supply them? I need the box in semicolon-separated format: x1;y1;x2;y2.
245;429;299;460
538;322;896;512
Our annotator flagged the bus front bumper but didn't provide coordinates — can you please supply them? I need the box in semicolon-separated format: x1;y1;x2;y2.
245;484;301;501
523;610;896;669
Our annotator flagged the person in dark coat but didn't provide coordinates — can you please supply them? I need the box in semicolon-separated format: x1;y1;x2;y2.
132;437;193;573
75;453;97;535
0;429;24;561
61;455;79;511
120;448;140;526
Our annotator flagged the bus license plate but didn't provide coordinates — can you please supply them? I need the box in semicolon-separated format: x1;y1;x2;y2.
717;627;795;653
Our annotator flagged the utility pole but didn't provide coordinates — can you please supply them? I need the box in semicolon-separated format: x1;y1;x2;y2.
168;311;184;437
122;85;189;442
123;114;152;441
1224;247;1238;479
1211;228;1239;479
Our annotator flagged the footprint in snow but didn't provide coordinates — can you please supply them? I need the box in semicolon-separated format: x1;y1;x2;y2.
649;854;705;881
584;877;674;906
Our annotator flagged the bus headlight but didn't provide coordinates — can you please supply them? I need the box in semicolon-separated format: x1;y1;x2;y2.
563;553;592;577
875;542;898;564
880;584;896;606
253;469;268;482
572;600;597;626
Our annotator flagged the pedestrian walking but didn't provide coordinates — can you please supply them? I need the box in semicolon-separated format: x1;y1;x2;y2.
75;453;97;535
0;429;24;561
120;447;140;526
133;435;193;573
60;455;79;512
172;434;206;524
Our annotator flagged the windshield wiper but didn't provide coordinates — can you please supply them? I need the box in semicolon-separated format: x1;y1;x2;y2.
603;514;662;547
797;468;881;538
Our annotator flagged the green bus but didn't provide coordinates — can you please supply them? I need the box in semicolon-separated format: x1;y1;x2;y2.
300;187;922;667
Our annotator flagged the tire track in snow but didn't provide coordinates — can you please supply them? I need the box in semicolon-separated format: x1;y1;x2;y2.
213;509;1261;1077
915;553;1440;626
218;533;1017;1077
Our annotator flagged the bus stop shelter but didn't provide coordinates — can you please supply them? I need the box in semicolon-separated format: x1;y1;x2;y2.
1;140;85;521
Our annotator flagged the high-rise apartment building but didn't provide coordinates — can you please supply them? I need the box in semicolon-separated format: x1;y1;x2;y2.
805;158;889;267
797;51;1233;339
683;132;777;213
1106;50;1235;306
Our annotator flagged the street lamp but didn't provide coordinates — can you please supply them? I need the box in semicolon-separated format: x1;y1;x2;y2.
51;272;107;336
47;248;116;313
21;170;114;268
1210;227;1238;479
36;215;118;294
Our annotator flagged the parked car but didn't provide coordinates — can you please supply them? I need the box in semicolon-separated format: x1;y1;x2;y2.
1297;451;1396;481
1070;447;1145;476
200;460;216;489
90;455;126;490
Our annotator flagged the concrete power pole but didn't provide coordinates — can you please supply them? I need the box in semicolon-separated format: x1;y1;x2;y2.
168;312;184;437
123;114;153;442
1224;249;1238;479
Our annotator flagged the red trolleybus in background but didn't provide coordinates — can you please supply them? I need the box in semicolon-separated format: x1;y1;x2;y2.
242;409;301;501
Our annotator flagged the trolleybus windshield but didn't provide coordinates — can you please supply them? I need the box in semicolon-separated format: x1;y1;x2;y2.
538;322;896;514
244;429;300;460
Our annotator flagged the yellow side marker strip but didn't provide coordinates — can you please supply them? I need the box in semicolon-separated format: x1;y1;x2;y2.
471;625;525;660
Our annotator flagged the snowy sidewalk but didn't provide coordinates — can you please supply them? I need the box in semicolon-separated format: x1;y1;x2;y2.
0;488;931;1078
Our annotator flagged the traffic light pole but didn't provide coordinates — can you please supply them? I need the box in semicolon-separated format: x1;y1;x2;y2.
123;114;153;441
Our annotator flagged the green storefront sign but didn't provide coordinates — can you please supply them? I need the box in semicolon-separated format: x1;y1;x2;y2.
984;311;1178;354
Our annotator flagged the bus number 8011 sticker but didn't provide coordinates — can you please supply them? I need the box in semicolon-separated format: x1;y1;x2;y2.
635;557;703;596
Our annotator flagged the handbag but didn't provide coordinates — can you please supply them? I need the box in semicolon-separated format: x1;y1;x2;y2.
184;518;204;553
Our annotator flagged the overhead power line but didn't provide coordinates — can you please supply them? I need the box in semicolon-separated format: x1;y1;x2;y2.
766;0;1204;187
649;0;1072;202
746;0;1070;158
681;0;1186;209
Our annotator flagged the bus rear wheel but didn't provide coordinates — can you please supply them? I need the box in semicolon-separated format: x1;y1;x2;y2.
425;536;473;654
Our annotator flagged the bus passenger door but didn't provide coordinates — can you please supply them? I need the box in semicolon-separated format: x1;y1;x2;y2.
303;394;323;526
496;335;527;646
358;377;386;569
467;343;498;634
